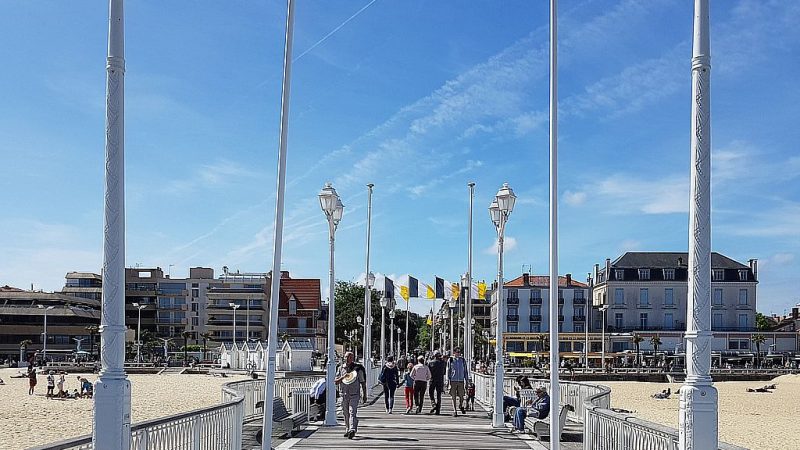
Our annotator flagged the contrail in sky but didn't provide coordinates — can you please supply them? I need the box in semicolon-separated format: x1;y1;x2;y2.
293;0;379;62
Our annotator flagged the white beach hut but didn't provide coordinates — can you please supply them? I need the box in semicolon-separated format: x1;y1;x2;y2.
277;339;314;372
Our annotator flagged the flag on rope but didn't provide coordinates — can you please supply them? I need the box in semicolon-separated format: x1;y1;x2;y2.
384;276;395;299
399;275;421;302
451;282;460;300
434;277;446;299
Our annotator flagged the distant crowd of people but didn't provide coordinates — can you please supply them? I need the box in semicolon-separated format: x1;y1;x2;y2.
19;361;94;399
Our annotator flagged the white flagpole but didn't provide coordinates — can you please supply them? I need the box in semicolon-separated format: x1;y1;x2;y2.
262;0;295;446
548;0;560;447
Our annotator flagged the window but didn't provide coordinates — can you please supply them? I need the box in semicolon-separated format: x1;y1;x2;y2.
638;269;650;280
557;305;563;317
614;288;624;305
713;289;723;305
738;289;748;305
531;323;541;333
574;306;585;317
663;268;675;280
640;312;648;329
639;288;649;306
615;269;625;281
191;289;199;298
738;269;749;281
191;303;198;312
559;342;571;352
191;317;199;326
574;323;585;333
712;269;725;281
531;289;542;299
531;306;541;316
289;298;297;315
664;313;674;330
729;339;749;350
191;283;199;288
664;288;674;306
574;290;585;299
712;313;722;329
615;313;623;329
558;322;563;332
738;314;748;329
507;323;518;332
508;290;519;299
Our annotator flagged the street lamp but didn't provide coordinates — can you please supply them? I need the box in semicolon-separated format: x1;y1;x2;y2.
441;305;450;354
448;298;456;355
490;182;516;428
389;309;396;357
600;304;610;371
37;305;55;362
356;315;363;363
229;303;241;347
362;183;375;384
133;302;147;363
380;296;388;367
396;328;402;356
319;181;344;427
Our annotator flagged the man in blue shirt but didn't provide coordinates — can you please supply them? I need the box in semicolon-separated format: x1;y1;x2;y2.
513;386;550;432
447;347;469;416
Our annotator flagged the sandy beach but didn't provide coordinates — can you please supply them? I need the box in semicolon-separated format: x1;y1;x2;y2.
604;374;800;450
0;368;247;450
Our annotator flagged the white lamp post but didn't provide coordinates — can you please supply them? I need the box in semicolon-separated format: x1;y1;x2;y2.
680;1;718;447
600;305;609;370
362;183;375;383
319;182;344;426
356;315;364;362
448;298;456;355
490;182;516;428
466;182;475;369
389;309;396;356
229;303;241;347
37;305;55;362
132;303;147;363
396;328;402;356
380;296;388;366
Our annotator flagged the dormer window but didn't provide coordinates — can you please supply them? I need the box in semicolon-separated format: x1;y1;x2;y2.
738;270;748;281
288;296;297;315
638;269;650;280
663;269;675;280
615;269;624;281
712;269;724;281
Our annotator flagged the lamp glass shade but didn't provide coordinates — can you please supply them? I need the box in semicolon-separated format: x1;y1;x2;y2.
367;272;375;288
488;199;500;225
332;198;344;223
389;310;395;319
356;316;362;324
495;182;516;214
318;183;338;214
379;298;388;308
448;298;456;309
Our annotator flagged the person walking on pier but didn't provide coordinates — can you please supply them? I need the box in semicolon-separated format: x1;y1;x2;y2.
410;355;431;414
427;351;446;414
447;347;469;416
334;351;366;439
403;363;415;414
379;356;400;414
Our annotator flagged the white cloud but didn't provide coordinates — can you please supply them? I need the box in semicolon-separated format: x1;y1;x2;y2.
563;190;588;206
619;239;642;253
593;174;688;215
484;236;518;255
163;159;257;195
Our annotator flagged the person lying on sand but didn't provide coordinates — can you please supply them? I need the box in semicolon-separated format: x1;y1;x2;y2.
746;387;771;393
651;388;671;399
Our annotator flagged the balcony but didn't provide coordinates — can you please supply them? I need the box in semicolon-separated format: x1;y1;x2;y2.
158;303;188;311
158;289;188;297
711;326;757;332
573;298;586;305
529;314;542;322
156;317;188;325
506;314;519;322
573;315;586;322
280;327;317;336
506;297;519;305
530;298;542;305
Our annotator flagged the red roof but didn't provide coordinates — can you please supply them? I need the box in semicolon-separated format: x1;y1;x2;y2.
0;285;25;292
279;278;321;309
504;275;588;288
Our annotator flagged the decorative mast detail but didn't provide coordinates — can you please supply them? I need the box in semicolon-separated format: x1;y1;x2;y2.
679;1;718;449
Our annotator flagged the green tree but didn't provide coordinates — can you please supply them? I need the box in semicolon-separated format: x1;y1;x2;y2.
755;312;772;331
650;334;662;366
751;334;766;368
632;334;644;369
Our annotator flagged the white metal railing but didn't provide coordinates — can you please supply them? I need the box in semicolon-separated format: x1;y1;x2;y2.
471;371;746;450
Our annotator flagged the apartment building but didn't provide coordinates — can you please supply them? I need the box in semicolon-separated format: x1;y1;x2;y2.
0;285;101;362
592;252;758;333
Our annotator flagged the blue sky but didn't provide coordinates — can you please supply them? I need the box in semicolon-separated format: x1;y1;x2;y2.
1;0;798;318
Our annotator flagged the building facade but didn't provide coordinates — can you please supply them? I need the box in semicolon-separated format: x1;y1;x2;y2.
592;252;758;333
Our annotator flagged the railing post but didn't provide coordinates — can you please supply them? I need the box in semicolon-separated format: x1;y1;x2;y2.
192;414;202;450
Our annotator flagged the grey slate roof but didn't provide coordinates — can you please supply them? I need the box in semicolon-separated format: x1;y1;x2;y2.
282;339;313;350
611;252;749;269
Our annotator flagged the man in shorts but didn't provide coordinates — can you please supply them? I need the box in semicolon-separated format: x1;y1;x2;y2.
447;347;469;416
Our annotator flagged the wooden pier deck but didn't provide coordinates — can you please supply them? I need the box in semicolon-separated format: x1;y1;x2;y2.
245;387;584;450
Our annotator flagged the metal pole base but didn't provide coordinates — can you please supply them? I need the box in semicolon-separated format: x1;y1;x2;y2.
324;360;337;426
679;384;718;449
492;360;505;428
93;377;131;449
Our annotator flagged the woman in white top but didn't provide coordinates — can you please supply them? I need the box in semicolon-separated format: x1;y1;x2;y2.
409;356;431;414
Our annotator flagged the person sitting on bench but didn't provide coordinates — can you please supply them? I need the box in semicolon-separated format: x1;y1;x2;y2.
309;378;326;420
513;386;550;432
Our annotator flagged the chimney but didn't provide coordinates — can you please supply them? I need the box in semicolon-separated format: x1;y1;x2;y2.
605;258;611;274
522;273;530;286
566;273;572;285
594;263;600;281
749;259;758;281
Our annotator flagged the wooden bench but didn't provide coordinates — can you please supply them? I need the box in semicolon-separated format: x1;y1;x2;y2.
524;404;571;440
254;397;307;441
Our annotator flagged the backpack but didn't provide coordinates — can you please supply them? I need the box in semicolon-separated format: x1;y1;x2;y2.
378;368;386;384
